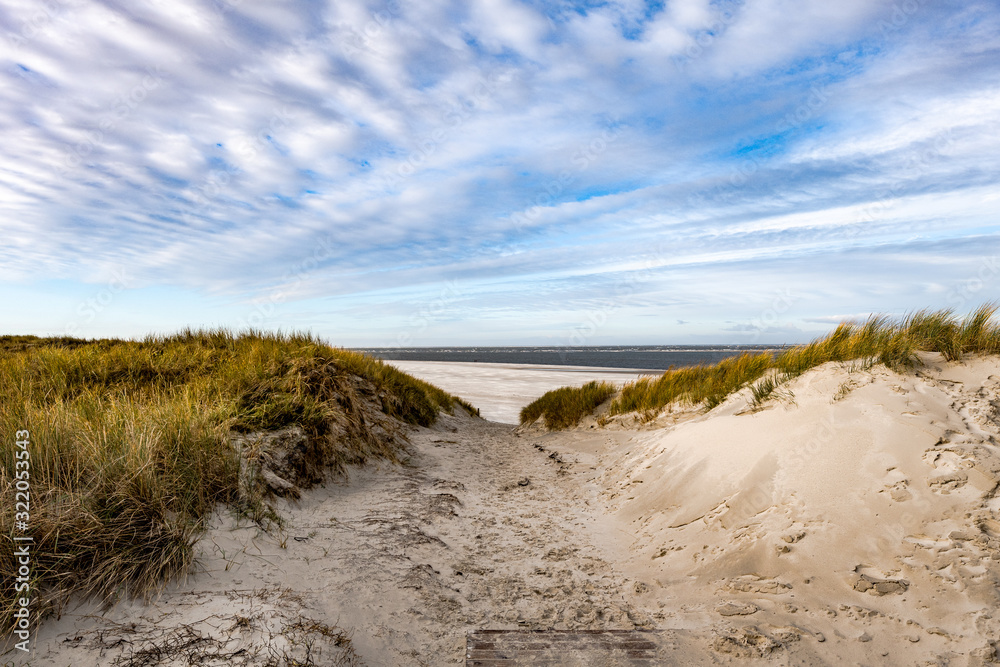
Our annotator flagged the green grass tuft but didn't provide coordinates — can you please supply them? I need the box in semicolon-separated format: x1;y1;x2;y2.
519;380;617;429
0;330;471;632
749;372;793;409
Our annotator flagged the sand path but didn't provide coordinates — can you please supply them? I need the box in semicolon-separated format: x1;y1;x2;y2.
267;411;667;663
20;412;706;665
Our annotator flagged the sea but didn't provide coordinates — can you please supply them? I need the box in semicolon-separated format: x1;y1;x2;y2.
353;345;789;373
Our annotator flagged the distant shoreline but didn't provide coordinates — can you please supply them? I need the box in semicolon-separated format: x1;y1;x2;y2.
382;360;668;375
354;344;791;372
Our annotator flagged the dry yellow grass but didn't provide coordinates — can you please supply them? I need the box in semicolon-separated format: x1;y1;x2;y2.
521;304;1000;427
0;330;472;633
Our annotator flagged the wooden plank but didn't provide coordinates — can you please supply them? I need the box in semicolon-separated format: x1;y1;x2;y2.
466;629;668;665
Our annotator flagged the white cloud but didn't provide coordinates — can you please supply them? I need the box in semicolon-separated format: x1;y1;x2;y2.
0;0;998;342
466;0;548;59
702;0;880;77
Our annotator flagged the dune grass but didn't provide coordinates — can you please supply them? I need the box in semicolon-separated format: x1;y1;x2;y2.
0;330;470;632
748;371;795;410
518;380;617;429
520;305;1000;428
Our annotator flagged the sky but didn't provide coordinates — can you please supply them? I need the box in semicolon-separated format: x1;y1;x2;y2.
1;0;999;346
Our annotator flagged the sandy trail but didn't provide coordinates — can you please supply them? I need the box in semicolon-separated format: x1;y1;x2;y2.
294;413;656;663
18;412;697;665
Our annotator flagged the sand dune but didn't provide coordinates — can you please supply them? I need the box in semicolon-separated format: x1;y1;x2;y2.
556;352;1000;663
12;354;1000;664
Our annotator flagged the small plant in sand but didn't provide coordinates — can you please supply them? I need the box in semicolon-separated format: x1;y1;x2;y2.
834;378;858;402
748;372;795;410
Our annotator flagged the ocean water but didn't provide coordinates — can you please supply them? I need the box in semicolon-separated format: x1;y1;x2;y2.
354;345;788;372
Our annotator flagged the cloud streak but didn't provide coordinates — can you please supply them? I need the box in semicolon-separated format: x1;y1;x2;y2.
1;0;999;344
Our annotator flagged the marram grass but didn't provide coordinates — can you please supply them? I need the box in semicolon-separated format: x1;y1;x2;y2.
518;380;617;429
0;330;470;632
520;304;1000;428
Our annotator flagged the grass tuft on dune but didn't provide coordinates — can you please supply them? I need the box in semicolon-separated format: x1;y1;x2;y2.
521;304;1000;428
518;380;617;429
0;330;470;632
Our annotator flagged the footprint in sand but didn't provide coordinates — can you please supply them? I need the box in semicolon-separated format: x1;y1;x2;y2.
852;566;908;596
923;449;972;493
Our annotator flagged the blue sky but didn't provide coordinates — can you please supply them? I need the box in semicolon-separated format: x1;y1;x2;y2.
1;0;999;346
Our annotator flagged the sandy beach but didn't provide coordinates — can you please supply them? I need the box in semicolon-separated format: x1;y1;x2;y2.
8;353;1000;664
386;360;658;424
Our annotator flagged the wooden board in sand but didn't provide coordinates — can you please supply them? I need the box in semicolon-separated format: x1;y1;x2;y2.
466;629;668;665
